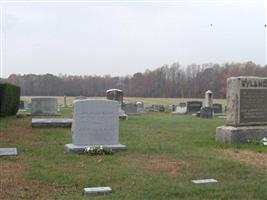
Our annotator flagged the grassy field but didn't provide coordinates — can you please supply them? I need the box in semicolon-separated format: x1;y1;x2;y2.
21;96;226;107
0;108;266;199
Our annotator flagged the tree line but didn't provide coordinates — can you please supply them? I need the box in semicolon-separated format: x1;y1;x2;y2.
4;61;267;98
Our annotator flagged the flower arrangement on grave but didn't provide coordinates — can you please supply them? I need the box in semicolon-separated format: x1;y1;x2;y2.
84;145;114;155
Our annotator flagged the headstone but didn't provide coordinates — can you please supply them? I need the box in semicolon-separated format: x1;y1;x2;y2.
200;107;213;118
159;105;165;112
65;99;126;153
216;76;267;143
213;103;223;114
64;96;67;108
83;187;112;196
123;103;138;115
152;104;160;112
31;97;58;116
172;106;187;114
106;89;123;107
19;100;28;110
192;179;218;184
32;118;72;128
187;101;203;113
136;102;146;113
0;148;17;156
205;90;213;107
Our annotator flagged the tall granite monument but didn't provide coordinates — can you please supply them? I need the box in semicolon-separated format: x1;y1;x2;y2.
65;99;126;153
216;77;267;143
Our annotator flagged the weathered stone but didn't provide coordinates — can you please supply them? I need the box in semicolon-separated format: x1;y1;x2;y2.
216;125;267;144
187;101;203;113
19;100;28;110
216;76;267;144
65;99;126;153
200;107;213;118
32;118;72;128
64;96;67;108
172;106;187;114
83;187;112;196
123;103;139;115
31;97;58;116
0;148;17;156
205;90;213;107
226;76;267;126
106;89;123;108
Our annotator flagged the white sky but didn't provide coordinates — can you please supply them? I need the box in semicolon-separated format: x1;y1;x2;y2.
0;0;266;78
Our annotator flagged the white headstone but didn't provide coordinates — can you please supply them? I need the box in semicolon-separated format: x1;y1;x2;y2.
172;106;187;114
65;99;126;153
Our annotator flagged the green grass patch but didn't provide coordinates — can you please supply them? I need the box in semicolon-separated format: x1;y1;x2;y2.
0;110;266;199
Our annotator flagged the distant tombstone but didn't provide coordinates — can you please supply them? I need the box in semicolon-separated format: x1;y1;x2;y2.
152;104;159;112
216;76;267;144
123;103;138;115
64;96;67;108
159;105;165;112
172;106;187;114
136;102;145;113
200;107;213;118
187;101;202;113
31;97;58;116
205;90;213;107
65;99;126;153
19;100;28;110
179;102;187;107
213;103;223;114
106;89;123;108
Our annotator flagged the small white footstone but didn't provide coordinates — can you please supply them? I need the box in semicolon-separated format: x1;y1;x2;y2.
83;187;112;196
0;148;17;156
192;179;218;184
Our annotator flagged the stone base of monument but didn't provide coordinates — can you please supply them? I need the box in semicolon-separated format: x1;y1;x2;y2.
216;125;267;144
65;144;127;154
32;118;72;128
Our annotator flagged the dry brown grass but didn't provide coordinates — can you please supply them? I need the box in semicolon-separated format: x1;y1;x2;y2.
0;158;62;200
223;149;267;172
131;155;191;176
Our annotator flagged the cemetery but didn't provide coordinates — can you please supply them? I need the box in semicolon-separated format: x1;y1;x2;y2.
0;78;266;199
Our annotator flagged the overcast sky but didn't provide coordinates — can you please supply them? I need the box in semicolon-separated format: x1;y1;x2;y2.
0;0;266;78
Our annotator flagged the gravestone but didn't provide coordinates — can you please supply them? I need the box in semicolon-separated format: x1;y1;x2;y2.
136;102;146;113
65;99;126;153
64;96;67;108
123;103;138;115
200;107;213;118
31;97;58;116
0;148;17;156
187;101;202;113
172;103;187;114
159;105;165;112
216;76;267;143
32;118;72;128
205;90;213;107
213;103;223;114
19;100;28;110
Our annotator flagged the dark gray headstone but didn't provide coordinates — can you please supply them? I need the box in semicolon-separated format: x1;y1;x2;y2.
200;107;213;118
187;101;203;113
